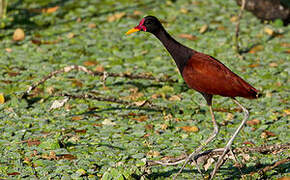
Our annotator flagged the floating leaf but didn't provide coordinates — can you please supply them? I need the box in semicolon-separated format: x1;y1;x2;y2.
0;93;5;104
180;8;188;14
230;16;238;22
49;98;69;111
178;34;198;41
179;126;199;132
60;154;77;160
107;12;126;22
13;28;25;41
169;95;181;101
147;150;160;157
246;119;261;126
134;100;147;107
102;119;116;126
199;24;208;34
269;62;278;67
95;65;105;72
264;27;275;36
243;141;255;146
7;172;20;176
132;115;148;122
249;45;264;53
27;139;41;147
5;48;12;52
83;60;98;66
66;32;75;39
283;109;290;115
74;129;87;134
88;23;96;28
43;6;59;13
71;116;83;121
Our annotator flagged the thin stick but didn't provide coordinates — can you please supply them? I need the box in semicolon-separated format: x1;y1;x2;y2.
235;0;246;54
55;92;167;111
22;65;176;98
147;143;290;167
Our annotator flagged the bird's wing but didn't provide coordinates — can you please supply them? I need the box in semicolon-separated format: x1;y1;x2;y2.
182;52;258;98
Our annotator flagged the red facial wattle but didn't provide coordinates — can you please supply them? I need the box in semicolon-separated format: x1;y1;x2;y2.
135;18;147;32
126;18;146;35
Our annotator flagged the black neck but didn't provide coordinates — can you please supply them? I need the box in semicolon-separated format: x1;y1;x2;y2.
153;28;193;73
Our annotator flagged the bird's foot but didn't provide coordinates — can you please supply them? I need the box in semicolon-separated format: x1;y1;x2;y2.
210;145;231;180
173;153;203;180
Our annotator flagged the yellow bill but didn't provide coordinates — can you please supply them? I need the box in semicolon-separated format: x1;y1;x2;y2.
126;28;140;35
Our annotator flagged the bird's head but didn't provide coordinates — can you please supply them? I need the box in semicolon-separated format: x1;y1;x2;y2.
126;16;162;35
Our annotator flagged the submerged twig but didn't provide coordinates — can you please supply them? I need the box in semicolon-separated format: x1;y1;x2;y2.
22;65;176;99
147;143;290;167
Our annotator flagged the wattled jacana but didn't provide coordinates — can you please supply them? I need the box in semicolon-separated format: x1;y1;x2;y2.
126;16;259;179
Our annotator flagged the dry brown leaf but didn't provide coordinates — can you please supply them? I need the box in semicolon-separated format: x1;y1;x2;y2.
5;48;12;53
147;150;160;157
269;62;278;67
151;93;161;99
13;28;25;41
67;32;75;39
284;49;290;54
43;6;59;13
74;129;87;134
145;124;153;130
178;34;198;41
46;86;55;95
71;79;83;87
180;8;188;14
95;65;105;72
27;139;41;147
217;26;226;31
71;116;83;121
199;24;208;34
249;45;264;54
83;60;98;66
59;154;77;160
248;64;260;68
0;93;5;104
230;16;238;22
132;115;148;122
107;12;126;22
243;141;255;145
133;10;142;15
179;126;199;132
7;172;21;176
277;177;290;180
264;27;275;36
88;23;96;28
226;113;234;121
134;100;147;107
7;71;20;77
281;43;290;47
161;124;168;130
246;119;261;126
260;132;268;139
169;95;181;101
283;109;290;115
264;130;276;137
76;18;82;23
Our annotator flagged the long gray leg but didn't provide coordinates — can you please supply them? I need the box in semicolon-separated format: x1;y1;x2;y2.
210;98;249;179
173;105;219;179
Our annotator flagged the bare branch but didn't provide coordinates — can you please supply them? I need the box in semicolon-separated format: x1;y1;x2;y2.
235;0;246;54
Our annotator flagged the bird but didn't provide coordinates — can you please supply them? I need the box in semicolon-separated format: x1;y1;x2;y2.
126;16;259;179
